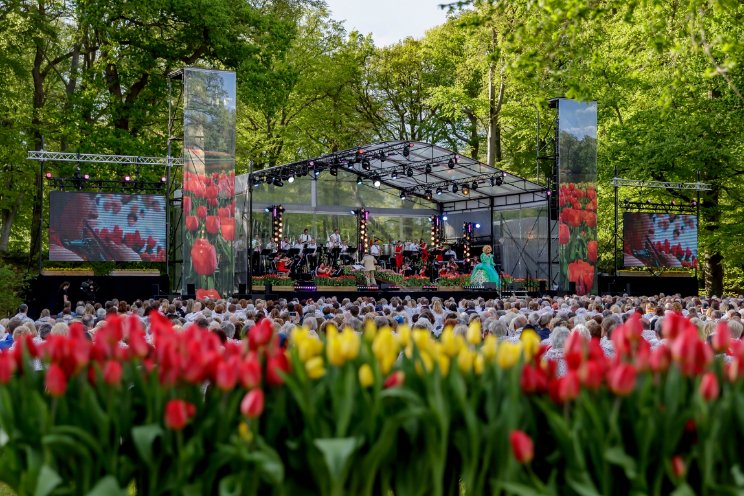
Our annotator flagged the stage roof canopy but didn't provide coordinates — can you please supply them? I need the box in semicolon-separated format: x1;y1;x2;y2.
244;141;547;211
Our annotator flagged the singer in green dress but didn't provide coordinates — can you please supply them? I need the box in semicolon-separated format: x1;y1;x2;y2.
470;245;500;285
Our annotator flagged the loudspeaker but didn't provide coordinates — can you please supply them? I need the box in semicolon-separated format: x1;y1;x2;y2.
298;273;313;282
151;284;160;298
483;282;498;290
568;281;577;294
238;283;247;295
539;280;547;293
625;283;632;295
186;283;195;296
265;283;272;295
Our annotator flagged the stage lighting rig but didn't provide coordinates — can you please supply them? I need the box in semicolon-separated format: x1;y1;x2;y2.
425;163;432;174
424;189;432;200
452;183;458;193
436;187;443;196
357;177;363;185
391;170;398;180
448;158;455;169
406;167;414;177
462;184;470;196
471;180;478;191
373;175;381;188
400;190;407;200
378;150;386;162
403;143;410;157
362;158;371;171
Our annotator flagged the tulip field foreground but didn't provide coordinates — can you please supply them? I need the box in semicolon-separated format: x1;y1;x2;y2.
0;312;742;495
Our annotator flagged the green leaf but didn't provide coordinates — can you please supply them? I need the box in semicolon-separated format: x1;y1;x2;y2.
218;475;241;496
132;424;164;466
501;481;544;496
314;437;362;484
86;476;126;496
34;465;61;496
670;483;697;496
566;470;602;496
732;465;744;487
604;446;637;479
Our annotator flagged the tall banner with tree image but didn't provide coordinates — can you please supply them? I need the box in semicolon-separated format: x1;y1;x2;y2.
558;99;597;295
182;68;236;297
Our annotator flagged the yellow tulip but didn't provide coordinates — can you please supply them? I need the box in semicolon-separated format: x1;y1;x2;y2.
416;350;434;374
298;334;324;363
482;335;498;361
358;363;374;388
305;356;326;379
326;335;345;367
397;325;411;348
238;421;253;443
458;348;475;373
496;341;522;369
437;353;451;376
373;329;400;374
467;320;482;345
326;323;338;338
339;329;360;361
441;328;460;357
520;329;541;361
474;353;485;375
364;319;377;339
413;329;432;352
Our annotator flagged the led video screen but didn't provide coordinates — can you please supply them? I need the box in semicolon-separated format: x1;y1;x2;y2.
623;212;698;268
49;191;166;262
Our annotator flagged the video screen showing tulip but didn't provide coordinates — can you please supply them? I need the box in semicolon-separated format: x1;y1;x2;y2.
623;212;698;268
49;191;166;262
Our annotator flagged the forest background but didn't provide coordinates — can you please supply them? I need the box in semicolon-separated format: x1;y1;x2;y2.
0;0;742;313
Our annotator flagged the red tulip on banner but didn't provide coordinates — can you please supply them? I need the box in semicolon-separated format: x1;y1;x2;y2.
197;206;207;219
205;216;220;235
191;238;217;276
195;288;220;300
568;259;595;295
185;216;199;232
183;195;192;214
559;223;570;245
587;240;598;263
220;217;235;241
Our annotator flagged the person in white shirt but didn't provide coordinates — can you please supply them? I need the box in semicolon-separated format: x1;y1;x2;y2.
444;246;456;259
299;229;312;245
370;240;381;257
328;229;341;248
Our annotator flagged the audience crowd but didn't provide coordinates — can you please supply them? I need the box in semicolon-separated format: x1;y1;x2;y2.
2;293;743;373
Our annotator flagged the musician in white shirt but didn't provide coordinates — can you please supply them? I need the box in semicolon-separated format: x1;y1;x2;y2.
369;240;381;257
444;246;456;259
298;229;312;244
280;237;290;250
328;228;341;248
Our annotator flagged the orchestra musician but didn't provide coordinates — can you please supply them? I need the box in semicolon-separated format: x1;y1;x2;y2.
316;262;332;277
419;238;429;264
280;237;290;250
299;229;312;245
276;255;292;273
328;228;341;265
444;245;456;260
369;239;381;258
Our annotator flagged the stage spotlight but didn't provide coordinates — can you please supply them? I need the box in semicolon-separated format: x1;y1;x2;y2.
264;207;271;213
159;176;166;182
425;164;432;174
475;223;481;229
403;143;410;157
329;165;338;177
623;198;629;206
124;175;131;182
391;170;398;180
436;187;443;196
357;177;363;185
274;178;284;187
45;172;53;179
425;189;432;200
471;181;478;190
448;158;455;169
400;191;407;200
350;209;357;215
378;150;386;162
288;175;295;183
362;158;371;170
346;159;354;168
355;148;364;163
462;184;470;196
406;167;414;177
494;175;503;186
373;175;381;188
452;183;458;193
309;160;315;167
691;200;697;207
442;215;448;221
313;169;321;178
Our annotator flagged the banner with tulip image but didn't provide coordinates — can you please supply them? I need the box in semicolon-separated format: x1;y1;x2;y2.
557;99;598;295
182;69;237;297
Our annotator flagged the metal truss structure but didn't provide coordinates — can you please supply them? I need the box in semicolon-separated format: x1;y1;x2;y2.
27;150;183;167
612;178;712;191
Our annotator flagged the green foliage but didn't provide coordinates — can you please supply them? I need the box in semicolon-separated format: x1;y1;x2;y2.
0;258;26;318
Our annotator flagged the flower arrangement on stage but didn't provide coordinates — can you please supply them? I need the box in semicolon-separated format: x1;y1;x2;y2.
559;182;598;295
182;168;236;298
374;269;404;285
437;273;471;287
1;313;743;494
401;275;430;287
316;275;357;287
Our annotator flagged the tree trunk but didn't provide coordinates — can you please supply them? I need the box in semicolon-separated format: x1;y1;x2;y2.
486;29;504;167
705;252;723;297
29;38;45;267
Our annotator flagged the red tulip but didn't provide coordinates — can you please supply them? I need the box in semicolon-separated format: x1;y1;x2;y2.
559;223;570;245
183;195;192;214
185;215;199;232
215;358;239;391
587;240;598;263
699;372;720;401
190;238;217;276
248;319;274;351
607;363;636;396
220;217;235;241
266;352;290;386
712;321;731;353
206;184;219;200
671;456;686;478
560;208;582;228
384;371;405;389
520;364;548;394
164;399;196;430
568;259;594;296
205;216;220;235
564;332;586;370
0;352;16;383
239;353;262;389
671;327;713;376
509;430;534;464
583;211;597;228
650;345;671;373
556;371;580;403
578;360;604;390
102;360;123;386
46;363;68;397
240;389;265;418
196;205;207;219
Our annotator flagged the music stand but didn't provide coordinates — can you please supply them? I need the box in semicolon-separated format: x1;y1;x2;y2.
288;248;300;258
